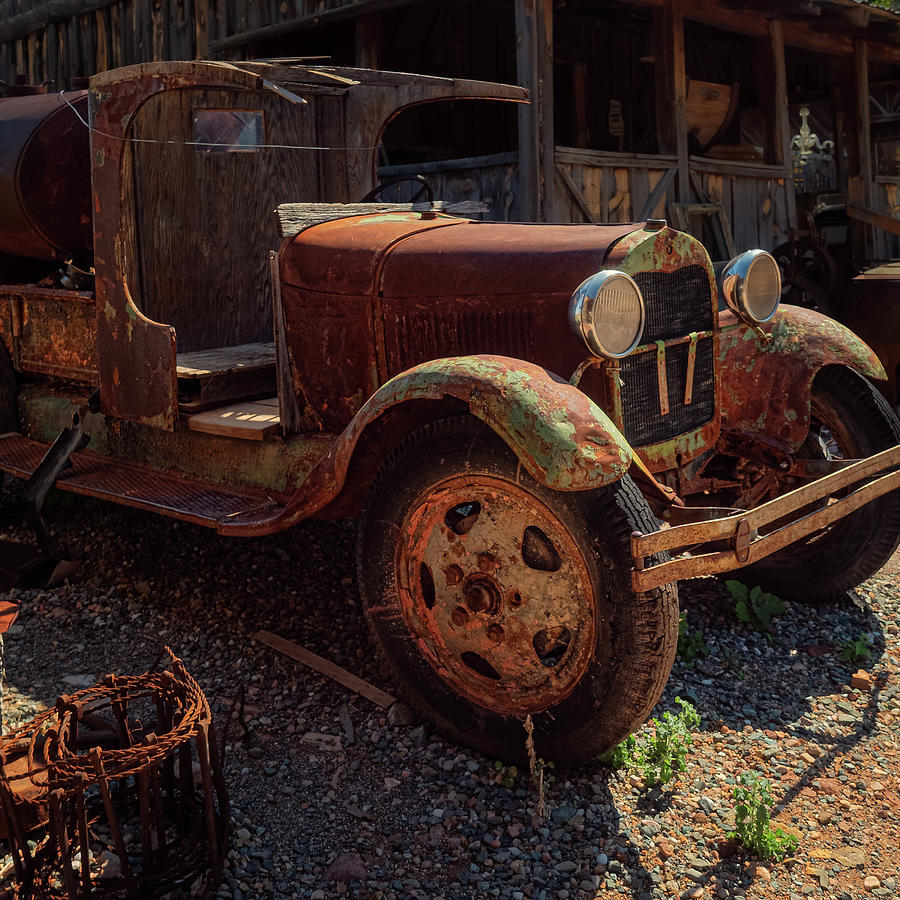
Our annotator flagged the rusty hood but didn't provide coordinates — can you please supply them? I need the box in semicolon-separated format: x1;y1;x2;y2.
279;213;643;298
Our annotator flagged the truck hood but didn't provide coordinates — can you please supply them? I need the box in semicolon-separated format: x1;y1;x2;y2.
279;212;643;298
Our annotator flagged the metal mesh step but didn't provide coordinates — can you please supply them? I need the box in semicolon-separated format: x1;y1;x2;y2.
0;433;285;528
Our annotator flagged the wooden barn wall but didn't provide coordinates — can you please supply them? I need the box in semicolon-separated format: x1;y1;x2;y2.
552;150;678;225
692;165;792;253
0;0;362;88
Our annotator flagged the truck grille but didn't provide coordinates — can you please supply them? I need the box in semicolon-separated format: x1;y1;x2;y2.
620;265;715;447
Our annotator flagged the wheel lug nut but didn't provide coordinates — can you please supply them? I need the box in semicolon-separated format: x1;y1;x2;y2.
445;564;464;585
487;624;505;644
477;553;498;572
451;606;469;626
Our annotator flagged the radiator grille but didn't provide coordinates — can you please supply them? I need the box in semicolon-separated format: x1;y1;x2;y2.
620;264;716;446
634;265;714;341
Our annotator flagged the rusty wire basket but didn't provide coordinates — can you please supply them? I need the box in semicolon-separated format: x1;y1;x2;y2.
0;652;229;898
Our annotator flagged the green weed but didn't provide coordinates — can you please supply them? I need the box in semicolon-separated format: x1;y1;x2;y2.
492;760;518;788
678;612;710;667
840;633;873;664
598;697;700;786
732;772;799;861
726;580;786;632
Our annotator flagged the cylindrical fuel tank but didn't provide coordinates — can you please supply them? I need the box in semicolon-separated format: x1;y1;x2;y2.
0;91;92;261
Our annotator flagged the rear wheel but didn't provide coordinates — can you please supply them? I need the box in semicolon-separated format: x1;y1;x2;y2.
356;417;678;765
742;366;900;601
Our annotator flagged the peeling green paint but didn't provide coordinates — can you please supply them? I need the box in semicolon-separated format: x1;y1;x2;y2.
365;355;631;491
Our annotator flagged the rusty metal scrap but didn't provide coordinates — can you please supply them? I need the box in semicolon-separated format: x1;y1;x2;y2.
0;652;229;898
631;443;900;591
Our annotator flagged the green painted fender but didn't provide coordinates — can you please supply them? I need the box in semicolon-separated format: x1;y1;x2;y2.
719;305;886;453
219;355;631;536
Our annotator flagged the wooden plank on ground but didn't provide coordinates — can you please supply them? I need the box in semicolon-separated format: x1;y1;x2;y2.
186;400;280;440
254;630;397;709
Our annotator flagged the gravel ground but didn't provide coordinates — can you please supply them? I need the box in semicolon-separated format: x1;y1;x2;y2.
0;492;898;900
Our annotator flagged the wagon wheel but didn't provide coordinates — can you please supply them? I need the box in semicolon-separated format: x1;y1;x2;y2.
772;238;838;315
356;417;678;765
360;174;434;205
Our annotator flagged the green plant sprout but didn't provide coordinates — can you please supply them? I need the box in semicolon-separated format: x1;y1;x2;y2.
726;580;786;632
492;760;518;788
598;697;699;786
732;772;799;861
840;633;874;664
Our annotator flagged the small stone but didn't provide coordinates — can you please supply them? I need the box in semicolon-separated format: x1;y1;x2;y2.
754;865;771;882
322;852;367;883
864;876;881;891
852;671;874;691
387;703;415;726
656;838;673;860
383;777;401;790
716;838;739;858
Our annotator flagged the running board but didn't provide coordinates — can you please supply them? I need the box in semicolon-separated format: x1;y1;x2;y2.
0;433;286;528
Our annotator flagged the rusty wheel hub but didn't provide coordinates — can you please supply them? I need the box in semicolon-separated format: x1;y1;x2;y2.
396;475;596;715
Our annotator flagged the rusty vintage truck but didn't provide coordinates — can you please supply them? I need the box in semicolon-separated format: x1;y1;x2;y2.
1;61;899;764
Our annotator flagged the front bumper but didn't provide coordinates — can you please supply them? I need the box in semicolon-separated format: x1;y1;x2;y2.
631;444;900;591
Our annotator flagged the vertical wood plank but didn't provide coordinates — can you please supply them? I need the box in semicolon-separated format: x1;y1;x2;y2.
654;0;688;201
848;40;872;263
515;0;554;221
195;0;209;57
354;13;381;69
768;20;796;231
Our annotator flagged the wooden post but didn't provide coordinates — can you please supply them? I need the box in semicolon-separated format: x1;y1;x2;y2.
848;39;872;262
768;20;797;231
355;13;381;70
195;0;209;58
515;0;554;221
654;0;688;203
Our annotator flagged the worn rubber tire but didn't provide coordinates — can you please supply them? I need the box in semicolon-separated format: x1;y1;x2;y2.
356;417;678;766
742;366;900;602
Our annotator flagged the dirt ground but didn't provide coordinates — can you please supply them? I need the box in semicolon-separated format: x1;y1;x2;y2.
0;498;898;899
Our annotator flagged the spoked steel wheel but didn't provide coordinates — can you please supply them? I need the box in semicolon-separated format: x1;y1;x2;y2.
358;417;678;765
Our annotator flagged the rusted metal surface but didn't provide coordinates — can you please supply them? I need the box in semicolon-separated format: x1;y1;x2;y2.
0;91;92;261
0;653;229;897
0;432;291;529
840;271;900;407
218;355;632;536
631;443;900;591
280;212;639;432
718;304;886;454
88;62;526;432
397;474;595;714
0;286;97;380
90;66;269;430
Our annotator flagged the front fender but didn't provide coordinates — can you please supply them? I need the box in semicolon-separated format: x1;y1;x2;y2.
719;305;885;452
218;355;631;536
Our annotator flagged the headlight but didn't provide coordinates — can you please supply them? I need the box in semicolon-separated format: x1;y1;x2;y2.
720;249;781;324
569;270;645;359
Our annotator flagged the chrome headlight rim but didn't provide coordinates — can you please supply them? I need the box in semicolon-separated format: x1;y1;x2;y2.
569;270;646;360
720;249;782;325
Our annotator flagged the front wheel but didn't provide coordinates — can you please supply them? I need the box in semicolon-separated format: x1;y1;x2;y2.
742;366;900;602
356;417;678;765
